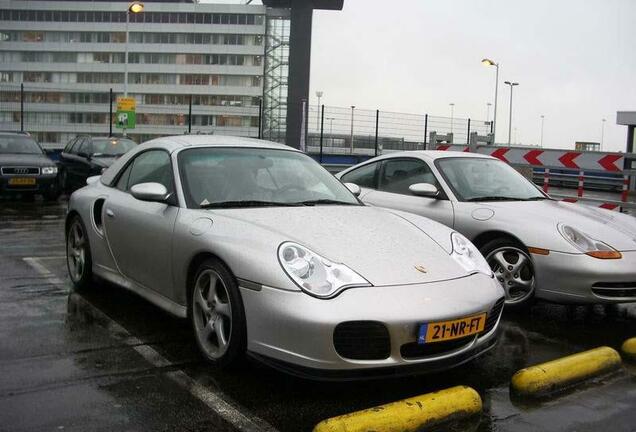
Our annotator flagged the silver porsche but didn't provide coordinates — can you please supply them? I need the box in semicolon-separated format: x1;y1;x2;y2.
65;136;504;378
337;151;636;306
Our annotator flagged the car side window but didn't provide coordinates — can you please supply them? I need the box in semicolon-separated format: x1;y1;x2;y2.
64;138;77;153
115;162;133;191
127;150;174;193
340;162;378;189
76;138;91;156
379;159;438;196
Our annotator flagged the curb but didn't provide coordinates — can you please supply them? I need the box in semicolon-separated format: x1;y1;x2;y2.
621;337;636;362
510;346;622;398
312;385;482;432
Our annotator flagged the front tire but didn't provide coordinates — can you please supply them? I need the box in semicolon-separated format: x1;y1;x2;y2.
481;238;535;307
190;258;246;367
66;215;93;290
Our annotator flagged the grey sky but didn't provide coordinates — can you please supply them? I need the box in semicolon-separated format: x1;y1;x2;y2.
208;0;635;151
309;0;636;151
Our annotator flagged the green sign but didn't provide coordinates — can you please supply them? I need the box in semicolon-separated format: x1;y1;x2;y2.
115;110;136;129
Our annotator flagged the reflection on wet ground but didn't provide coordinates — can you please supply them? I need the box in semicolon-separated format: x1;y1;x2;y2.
1;199;635;432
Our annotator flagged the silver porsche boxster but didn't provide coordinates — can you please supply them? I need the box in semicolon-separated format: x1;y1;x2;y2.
65;136;504;378
337;151;636;306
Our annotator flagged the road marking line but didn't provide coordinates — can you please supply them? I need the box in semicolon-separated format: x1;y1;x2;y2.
23;256;277;432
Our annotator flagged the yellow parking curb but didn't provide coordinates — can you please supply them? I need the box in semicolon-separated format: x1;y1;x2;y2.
621;338;636;361
312;385;482;432
511;346;622;398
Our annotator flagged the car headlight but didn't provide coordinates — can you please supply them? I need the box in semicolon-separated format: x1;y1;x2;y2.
557;224;621;259
278;242;371;298
41;166;58;175
450;232;492;276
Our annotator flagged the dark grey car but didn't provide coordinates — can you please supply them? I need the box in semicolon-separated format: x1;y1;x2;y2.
59;135;136;192
0;131;60;200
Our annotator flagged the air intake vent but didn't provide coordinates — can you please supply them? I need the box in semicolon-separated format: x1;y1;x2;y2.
482;297;505;335
333;321;390;360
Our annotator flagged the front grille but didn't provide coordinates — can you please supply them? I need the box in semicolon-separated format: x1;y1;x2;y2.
1;166;40;175
481;297;505;336
333;321;390;360
400;336;474;359
592;282;636;298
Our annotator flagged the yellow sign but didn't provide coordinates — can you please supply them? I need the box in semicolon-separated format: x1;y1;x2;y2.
116;97;136;111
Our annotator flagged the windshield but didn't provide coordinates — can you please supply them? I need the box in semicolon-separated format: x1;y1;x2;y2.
91;138;136;156
0;136;43;155
178;147;361;209
435;157;546;202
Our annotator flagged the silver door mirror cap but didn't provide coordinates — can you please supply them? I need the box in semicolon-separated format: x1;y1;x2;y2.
86;175;101;185
130;182;169;203
409;183;439;197
344;182;361;197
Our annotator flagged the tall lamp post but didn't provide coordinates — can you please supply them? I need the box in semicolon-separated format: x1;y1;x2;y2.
482;58;499;144
315;91;323;131
123;1;143;136
449;103;455;134
504;80;519;146
540;115;545;147
601;118;606;150
350;105;355;153
124;1;144;98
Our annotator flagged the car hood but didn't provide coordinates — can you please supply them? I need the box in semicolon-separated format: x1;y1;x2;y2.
211;205;470;286
484;199;636;251
0;153;54;167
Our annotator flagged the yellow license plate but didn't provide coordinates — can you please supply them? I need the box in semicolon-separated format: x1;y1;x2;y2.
418;313;487;344
8;177;36;186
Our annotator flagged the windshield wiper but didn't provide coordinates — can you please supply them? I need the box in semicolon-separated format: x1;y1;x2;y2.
466;196;523;202
292;199;359;206
200;200;303;209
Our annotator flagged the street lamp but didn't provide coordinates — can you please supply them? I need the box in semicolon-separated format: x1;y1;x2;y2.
449;103;455;134
482;58;499;143
540;115;545;147
601;118;606;150
504;80;519;146
124;1;144;98
315;91;323;131
350;105;355;153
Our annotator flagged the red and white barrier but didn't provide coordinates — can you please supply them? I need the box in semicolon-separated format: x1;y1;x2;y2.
434;145;625;173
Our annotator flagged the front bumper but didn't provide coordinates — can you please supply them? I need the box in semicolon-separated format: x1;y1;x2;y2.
534;250;636;303
0;175;59;195
239;273;504;375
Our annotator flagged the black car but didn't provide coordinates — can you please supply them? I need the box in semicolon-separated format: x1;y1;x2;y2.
0;131;60;200
59;136;136;191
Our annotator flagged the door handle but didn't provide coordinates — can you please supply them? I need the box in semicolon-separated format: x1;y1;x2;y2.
106;209;115;218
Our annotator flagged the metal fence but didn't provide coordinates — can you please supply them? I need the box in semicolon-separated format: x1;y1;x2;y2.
1;82;493;153
0;83;261;149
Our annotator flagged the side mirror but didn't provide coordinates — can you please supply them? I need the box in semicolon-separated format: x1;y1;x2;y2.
130;182;169;203
344;182;361;197
409;183;439;198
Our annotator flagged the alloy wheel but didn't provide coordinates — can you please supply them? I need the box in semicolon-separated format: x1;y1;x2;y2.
486;246;535;305
192;269;233;359
67;220;86;283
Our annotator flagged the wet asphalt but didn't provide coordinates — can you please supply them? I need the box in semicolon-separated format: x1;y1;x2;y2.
1;198;635;432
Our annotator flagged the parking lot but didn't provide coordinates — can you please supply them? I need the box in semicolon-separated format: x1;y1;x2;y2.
1;197;636;432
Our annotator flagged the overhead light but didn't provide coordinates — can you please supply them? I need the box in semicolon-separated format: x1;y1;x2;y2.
128;2;144;14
